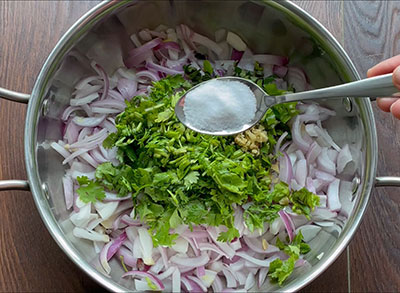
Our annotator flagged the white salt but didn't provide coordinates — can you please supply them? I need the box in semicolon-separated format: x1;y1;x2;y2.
183;80;257;132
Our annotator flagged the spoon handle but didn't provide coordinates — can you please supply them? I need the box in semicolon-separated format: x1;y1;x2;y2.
279;73;398;103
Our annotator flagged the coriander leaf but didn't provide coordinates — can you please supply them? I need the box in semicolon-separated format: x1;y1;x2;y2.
183;171;199;189
268;256;296;285
203;60;213;76
217;226;240;242
290;188;320;218
76;176;106;203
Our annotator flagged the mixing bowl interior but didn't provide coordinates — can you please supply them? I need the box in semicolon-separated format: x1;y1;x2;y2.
28;1;376;291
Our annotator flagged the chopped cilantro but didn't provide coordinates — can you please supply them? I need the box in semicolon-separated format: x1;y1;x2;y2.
76;176;105;203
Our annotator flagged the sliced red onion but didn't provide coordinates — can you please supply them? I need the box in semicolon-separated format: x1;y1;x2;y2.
226;31;246;52
339;180;354;218
136;70;160;81
236;251;279;267
192;32;223;56
62;175;74;210
287;66;308;92
157;266;176;280
315;121;341;151
68;128;108;149
292;116;312;152
107;89;125;101
74;76;99;90
212;275;223;292
231;48;244;61
327;179;341;211
317;147;336;175
50;141;71;160
171;237;189;254
196;266;206;278
312;208;338;220
222;268;237;288
91;107;121;114
138;227;154;265
337;144;352;173
64;121;81;145
294;159;307;187
172;267;180;292
269;217;284;235
275;131;288;155
242;237;279;255
273;65;288;78
117;78;137;101
306;177;317;194
170;252;210;268
258;267;268;289
295;225;321;242
73;227;109;242
70;92;99;106
306;141;322;164
253;54;288;66
198;242;229;258
245;273;256;290
107;232;127;260
73;115;106;127
100;240;113;274
122;270;165;291
94;201;119;220
146;60;184;75
69;203;92;227
237;48;254;71
73;84;102;100
93;63;109;101
116;246;137;268
278;210;295;242
279;151;293;184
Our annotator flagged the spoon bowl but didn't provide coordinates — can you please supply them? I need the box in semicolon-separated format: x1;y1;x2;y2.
175;73;397;136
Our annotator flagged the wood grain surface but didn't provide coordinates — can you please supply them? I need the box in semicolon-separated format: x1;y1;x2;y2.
0;1;399;292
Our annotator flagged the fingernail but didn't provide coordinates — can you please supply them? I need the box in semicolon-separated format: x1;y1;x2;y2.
394;66;400;86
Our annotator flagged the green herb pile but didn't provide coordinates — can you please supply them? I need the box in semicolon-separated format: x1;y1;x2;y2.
76;61;320;285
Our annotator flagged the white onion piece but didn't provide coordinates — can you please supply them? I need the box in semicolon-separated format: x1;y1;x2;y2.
157;266;176;280
226;31;246;52
294;159;307;187
73;115;106;127
122;270;165;291
212;275;223;292
317;147;336;175
69;203;93;227
62;175;74;210
223;268;237;288
236;251;279;267
94;201;119;220
199;269;217;288
327;179;341;211
312;208;337;220
192;32;223;56
186;276;207;292
70;92;99;106
306;141;322;164
170;252;209;268
292;116;311;152
237;48;254;71
138;227;155;265
172;267;181;293
245;273;255;290
295;225;321;242
339;180;354;218
242;237;279;255
270;217;283;235
172;237;189;254
73;227;109;242
50;141;71;160
258;267;268;288
337;144;353;173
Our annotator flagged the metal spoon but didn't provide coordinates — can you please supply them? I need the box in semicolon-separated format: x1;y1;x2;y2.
175;73;398;136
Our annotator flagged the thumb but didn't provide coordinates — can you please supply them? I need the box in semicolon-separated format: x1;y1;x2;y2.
394;66;400;90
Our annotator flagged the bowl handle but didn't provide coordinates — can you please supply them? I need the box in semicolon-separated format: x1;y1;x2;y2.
0;87;30;191
375;176;400;187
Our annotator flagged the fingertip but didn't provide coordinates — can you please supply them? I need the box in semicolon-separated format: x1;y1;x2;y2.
390;99;400;119
377;97;399;112
393;66;400;89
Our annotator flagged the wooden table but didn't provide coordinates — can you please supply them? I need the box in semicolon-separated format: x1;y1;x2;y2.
0;1;399;292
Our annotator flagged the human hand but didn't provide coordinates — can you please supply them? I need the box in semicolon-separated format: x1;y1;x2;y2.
367;55;400;119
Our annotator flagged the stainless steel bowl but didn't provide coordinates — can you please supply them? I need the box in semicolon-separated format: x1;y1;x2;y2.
1;1;399;291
